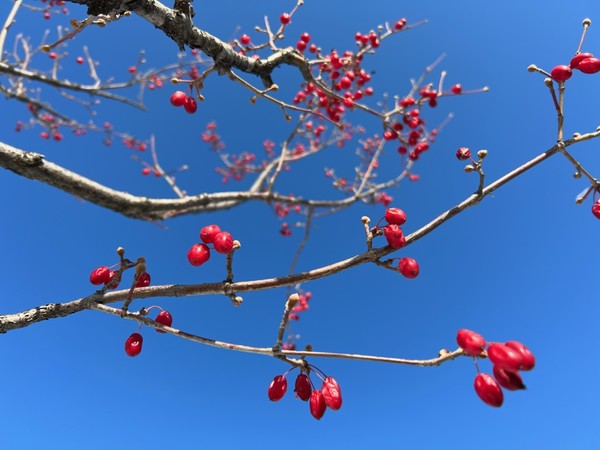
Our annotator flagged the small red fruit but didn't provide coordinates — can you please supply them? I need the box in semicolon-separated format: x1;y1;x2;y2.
398;257;419;279
187;243;211;266
578;57;600;74
550;65;572;82
383;224;405;248
213;231;234;254
280;13;291;25
456;147;471;160
125;332;143;357
142;167;151;176
200;224;222;243
170;91;187;107
184;96;197;114
300;32;311;43
456;329;486;356
321;376;342;410
451;84;462;94
570;52;594;69
493;365;526;391
592;200;600;219
240;34;251;45
294;373;312;401
155;310;173;333
385;207;407;225
505;341;535;371
76;56;84;64
474;373;504;407
135;272;151;287
487;343;523;372
296;40;306;52
309;390;327;420
268;375;287;401
90;266;111;285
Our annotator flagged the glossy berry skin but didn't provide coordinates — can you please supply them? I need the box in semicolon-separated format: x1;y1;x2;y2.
90;266;111;285
456;147;471;160
155;310;173;333
309;390;327;420
125;332;143;357
200;224;222;243
170;91;187;107
451;84;462;94
493;365;526;391
213;231;234;254
184;96;197;114
570;52;594;69
279;13;291;25
135;272;151;288
240;34;251;45
550;65;573;82
487;343;523;372
268;375;287;401
294;373;312;401
398;257;419;279
385;207;407;226
383;224;405;248
505;341;535;371
577;57;600;74
456;329;486;356
321;376;342;410
592;200;600;219
474;373;504;407
187;243;211;266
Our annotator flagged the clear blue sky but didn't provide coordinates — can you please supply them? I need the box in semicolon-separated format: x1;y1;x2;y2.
1;1;599;449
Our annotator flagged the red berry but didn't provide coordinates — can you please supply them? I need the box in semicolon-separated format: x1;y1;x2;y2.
89;266;111;285
570;52;594;69
106;270;121;289
240;34;251;45
187;243;210;266
309;390;326;420
296;40;306;52
213;231;234;254
383;224;405;248
493;366;526;391
268;375;287;401
155;310;173;333
128;66;137;74
451;83;462;94
49;52;57;59
592;200;600;219
505;341;535;371
184;96;197;114
487;343;523;372
578;57;600;74
550;65;572;82
170;91;187;107
308;44;317;53
294;373;312;401
125;332;143;357
385;207;407;225
135;272;151;287
200;224;222;243
300;32;311;43
321;376;342;410
280;13;291;25
456;329;486;356
76;56;84;64
43;12;51;19
142;167;151;176
394;18;407;30
398;257;419;279
456;147;471;160
474;373;503;407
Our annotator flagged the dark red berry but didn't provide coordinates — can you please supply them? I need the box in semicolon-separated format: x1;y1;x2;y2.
125;332;143;357
184;96;197;114
474;373;503;407
493;365;526;391
550;65;572;82
592;200;600;219
240;34;251;45
456;147;471;160
505;341;535;371
155;310;173;333
280;13;291;25
456;329;486;356
300;32;311;43
578;57;600;74
200;224;221;244
309;390;327;420
451;84;462;94
135;272;151;288
487;343;523;372
170;91;187;107
213;231;234;254
570;52;594;69
321;376;342;410
90;266;110;285
385;207;407;225
398;257;419;279
383;224;405;248
294;373;312;401
268;375;287;401
187;243;210;266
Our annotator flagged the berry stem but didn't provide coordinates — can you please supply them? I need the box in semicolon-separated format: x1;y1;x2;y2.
273;293;300;351
576;18;592;55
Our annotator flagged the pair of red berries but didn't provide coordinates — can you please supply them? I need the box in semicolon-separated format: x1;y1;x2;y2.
187;224;235;266
170;91;197;114
89;265;151;290
550;52;600;82
591;199;600;220
379;208;420;278
124;310;173;357
456;329;535;407
268;369;342;420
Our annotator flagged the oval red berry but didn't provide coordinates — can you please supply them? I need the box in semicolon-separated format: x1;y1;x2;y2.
456;329;486;356
294;373;312;401
309;390;326;420
267;375;287;401
474;373;503;407
125;332;143;357
90;266;110;285
155;310;173;333
493;365;525;391
321;376;342;410
487;343;523;372
398;257;419;279
187;243;210;266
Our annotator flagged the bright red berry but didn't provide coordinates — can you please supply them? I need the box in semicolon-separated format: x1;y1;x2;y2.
200;224;222;244
142;167;151;176
456;329;486;356
280;13;291;25
578;57;600;74
43;11;51;19
456;147;471;160
184;96;197;114
493;365;526;391
76;56;84;64
487;343;523;372
240;34;251;45
268;375;287;401
49;52;57;59
570;52;594;69
550;65;573;82
90;266;111;285
135;272;151;288
170;91;187;107
398;257;419;279
296;40;306;52
474;373;504;407
187;243;210;266
300;32;311;43
394;18;407;30
213;231;234;254
321;376;342;410
592;200;600;219
383;224;405;248
294;373;312;401
451;83;462;94
385;207;407;225
125;332;143;357
309;390;326;420
505;341;535;371
155;310;173;333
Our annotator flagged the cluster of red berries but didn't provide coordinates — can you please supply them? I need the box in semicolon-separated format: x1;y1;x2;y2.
125;309;174;357
268;366;342;420
89;265;151;290
170;90;197;114
456;329;535;407
551;52;600;82
376;208;420;278
187;224;235;266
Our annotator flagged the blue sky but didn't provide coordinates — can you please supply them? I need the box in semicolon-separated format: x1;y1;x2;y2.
1;1;599;449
